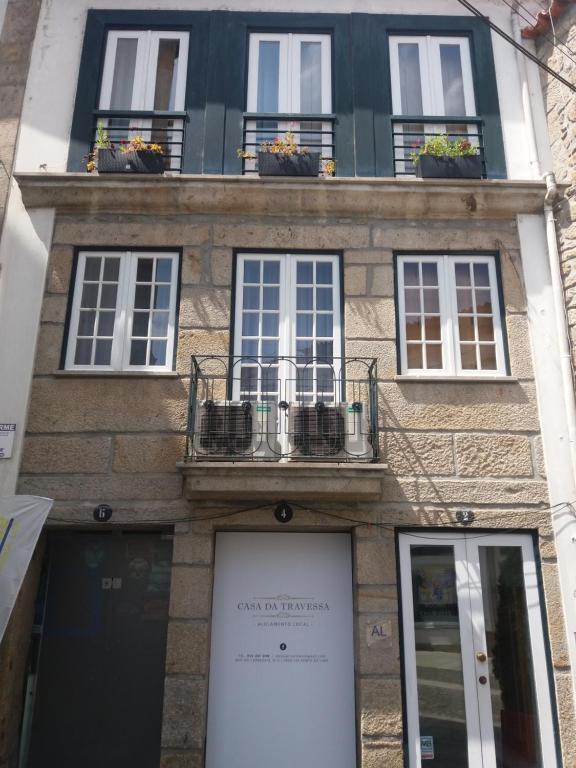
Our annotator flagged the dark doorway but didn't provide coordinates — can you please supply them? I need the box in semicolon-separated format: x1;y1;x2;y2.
25;532;172;768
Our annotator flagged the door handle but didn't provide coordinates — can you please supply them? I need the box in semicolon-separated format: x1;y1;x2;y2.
476;652;487;662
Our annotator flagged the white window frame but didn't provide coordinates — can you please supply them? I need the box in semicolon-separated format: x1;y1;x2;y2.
232;253;342;401
65;250;179;373
246;32;332;114
99;30;189;112
397;254;507;377
398;531;559;768
389;35;476;117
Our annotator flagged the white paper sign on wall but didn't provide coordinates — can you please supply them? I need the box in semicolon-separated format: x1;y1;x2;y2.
0;424;16;459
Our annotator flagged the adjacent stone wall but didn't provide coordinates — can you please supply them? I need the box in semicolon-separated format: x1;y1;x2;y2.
9;207;574;766
537;6;576;368
0;0;41;233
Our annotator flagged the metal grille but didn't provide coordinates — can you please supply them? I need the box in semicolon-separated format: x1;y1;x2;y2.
289;403;345;457
198;401;253;456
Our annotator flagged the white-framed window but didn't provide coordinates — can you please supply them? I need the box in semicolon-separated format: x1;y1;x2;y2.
389;35;477;174
233;253;341;401
65;250;179;372
245;33;332;162
397;254;507;376
98;30;189;169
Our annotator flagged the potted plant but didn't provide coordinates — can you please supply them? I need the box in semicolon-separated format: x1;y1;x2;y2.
238;131;332;177
87;126;165;174
411;135;483;179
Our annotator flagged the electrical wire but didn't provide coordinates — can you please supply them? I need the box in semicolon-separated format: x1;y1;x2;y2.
499;0;576;65
454;0;576;92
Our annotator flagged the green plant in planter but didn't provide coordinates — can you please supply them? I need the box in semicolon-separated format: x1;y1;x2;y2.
410;135;479;165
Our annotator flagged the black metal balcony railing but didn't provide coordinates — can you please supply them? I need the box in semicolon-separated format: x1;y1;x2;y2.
391;116;486;178
92;110;188;173
241;113;336;175
185;355;378;462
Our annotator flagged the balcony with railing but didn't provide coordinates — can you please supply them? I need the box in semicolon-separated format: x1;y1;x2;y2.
92;110;187;173
240;114;336;175
179;355;386;502
391;116;486;178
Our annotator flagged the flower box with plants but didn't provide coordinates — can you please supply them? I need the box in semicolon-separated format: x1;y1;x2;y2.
87;126;165;174
238;131;335;177
411;135;483;179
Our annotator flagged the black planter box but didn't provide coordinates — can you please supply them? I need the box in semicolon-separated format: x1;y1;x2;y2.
257;151;320;177
97;148;165;174
416;154;482;179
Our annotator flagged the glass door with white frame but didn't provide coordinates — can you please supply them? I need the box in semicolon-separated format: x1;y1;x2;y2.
399;532;558;768
245;33;332;168
389;35;477;174
98;30;189;169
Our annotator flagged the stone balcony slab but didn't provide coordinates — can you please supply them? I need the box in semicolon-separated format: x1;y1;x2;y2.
14;173;552;220
178;461;388;502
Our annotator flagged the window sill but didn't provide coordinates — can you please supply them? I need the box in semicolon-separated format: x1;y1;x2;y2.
52;370;179;378
394;375;519;383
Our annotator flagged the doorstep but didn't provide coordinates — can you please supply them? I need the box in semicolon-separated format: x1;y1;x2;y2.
178;460;388;501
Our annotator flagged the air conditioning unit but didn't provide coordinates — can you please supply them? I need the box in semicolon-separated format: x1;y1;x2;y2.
286;401;372;460
193;400;280;460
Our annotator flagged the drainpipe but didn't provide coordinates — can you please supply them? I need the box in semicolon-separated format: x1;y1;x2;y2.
512;9;542;178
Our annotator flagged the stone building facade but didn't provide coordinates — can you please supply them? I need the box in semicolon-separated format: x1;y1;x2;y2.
2;2;576;767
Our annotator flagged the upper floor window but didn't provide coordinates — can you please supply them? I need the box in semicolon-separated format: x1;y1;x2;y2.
64;250;179;372
98;31;189;170
396;254;507;376
233;253;341;401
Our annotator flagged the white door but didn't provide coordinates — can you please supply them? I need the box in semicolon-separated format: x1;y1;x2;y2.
399;532;558;768
205;532;356;768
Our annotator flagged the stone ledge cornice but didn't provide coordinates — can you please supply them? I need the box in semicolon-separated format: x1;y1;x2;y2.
14;172;553;220
179;461;388;502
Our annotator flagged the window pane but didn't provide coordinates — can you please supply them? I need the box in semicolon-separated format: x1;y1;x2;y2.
297;313;313;337
422;262;438;286
262;313;279;337
316;340;333;362
457;289;473;314
100;284;118;309
243;286;260;310
97;311;116;336
404;289;421;314
242;313;259;336
300;41;322;114
426;344;443;369
296;339;314;361
261;339;278;360
74;338;93;365
155;258;173;282
151;312;169;337
458;316;475;341
460;344;477;369
316;314;333;338
240;366;258;392
110;37;138;109
317;368;333;395
132;312;150;337
423;289;439;313
103;257;120;281
244;260;260;283
440;44;466;116
316;288;333;311
154;39;180;111
81;284;99;309
316;262;332;285
137;258;154;282
398;43;423;115
241;339;258;357
78;311;96;336
479;344;497;370
297;287;313;310
473;263;490;287
94;339;113;366
475;290;492;314
263;262;280;284
424;316;441;340
297;262;313;284
455;263;471;287
477;316;494;341
407;344;423;368
135;285;152;309
403;262;419;286
154;285;171;310
130;339;148;365
406;316;421;341
84;257;102;281
261;367;278;393
263;287;279;310
257;41;280;113
149;340;167;366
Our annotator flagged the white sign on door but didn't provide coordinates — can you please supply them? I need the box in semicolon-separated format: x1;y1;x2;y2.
205;532;356;768
0;424;16;459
